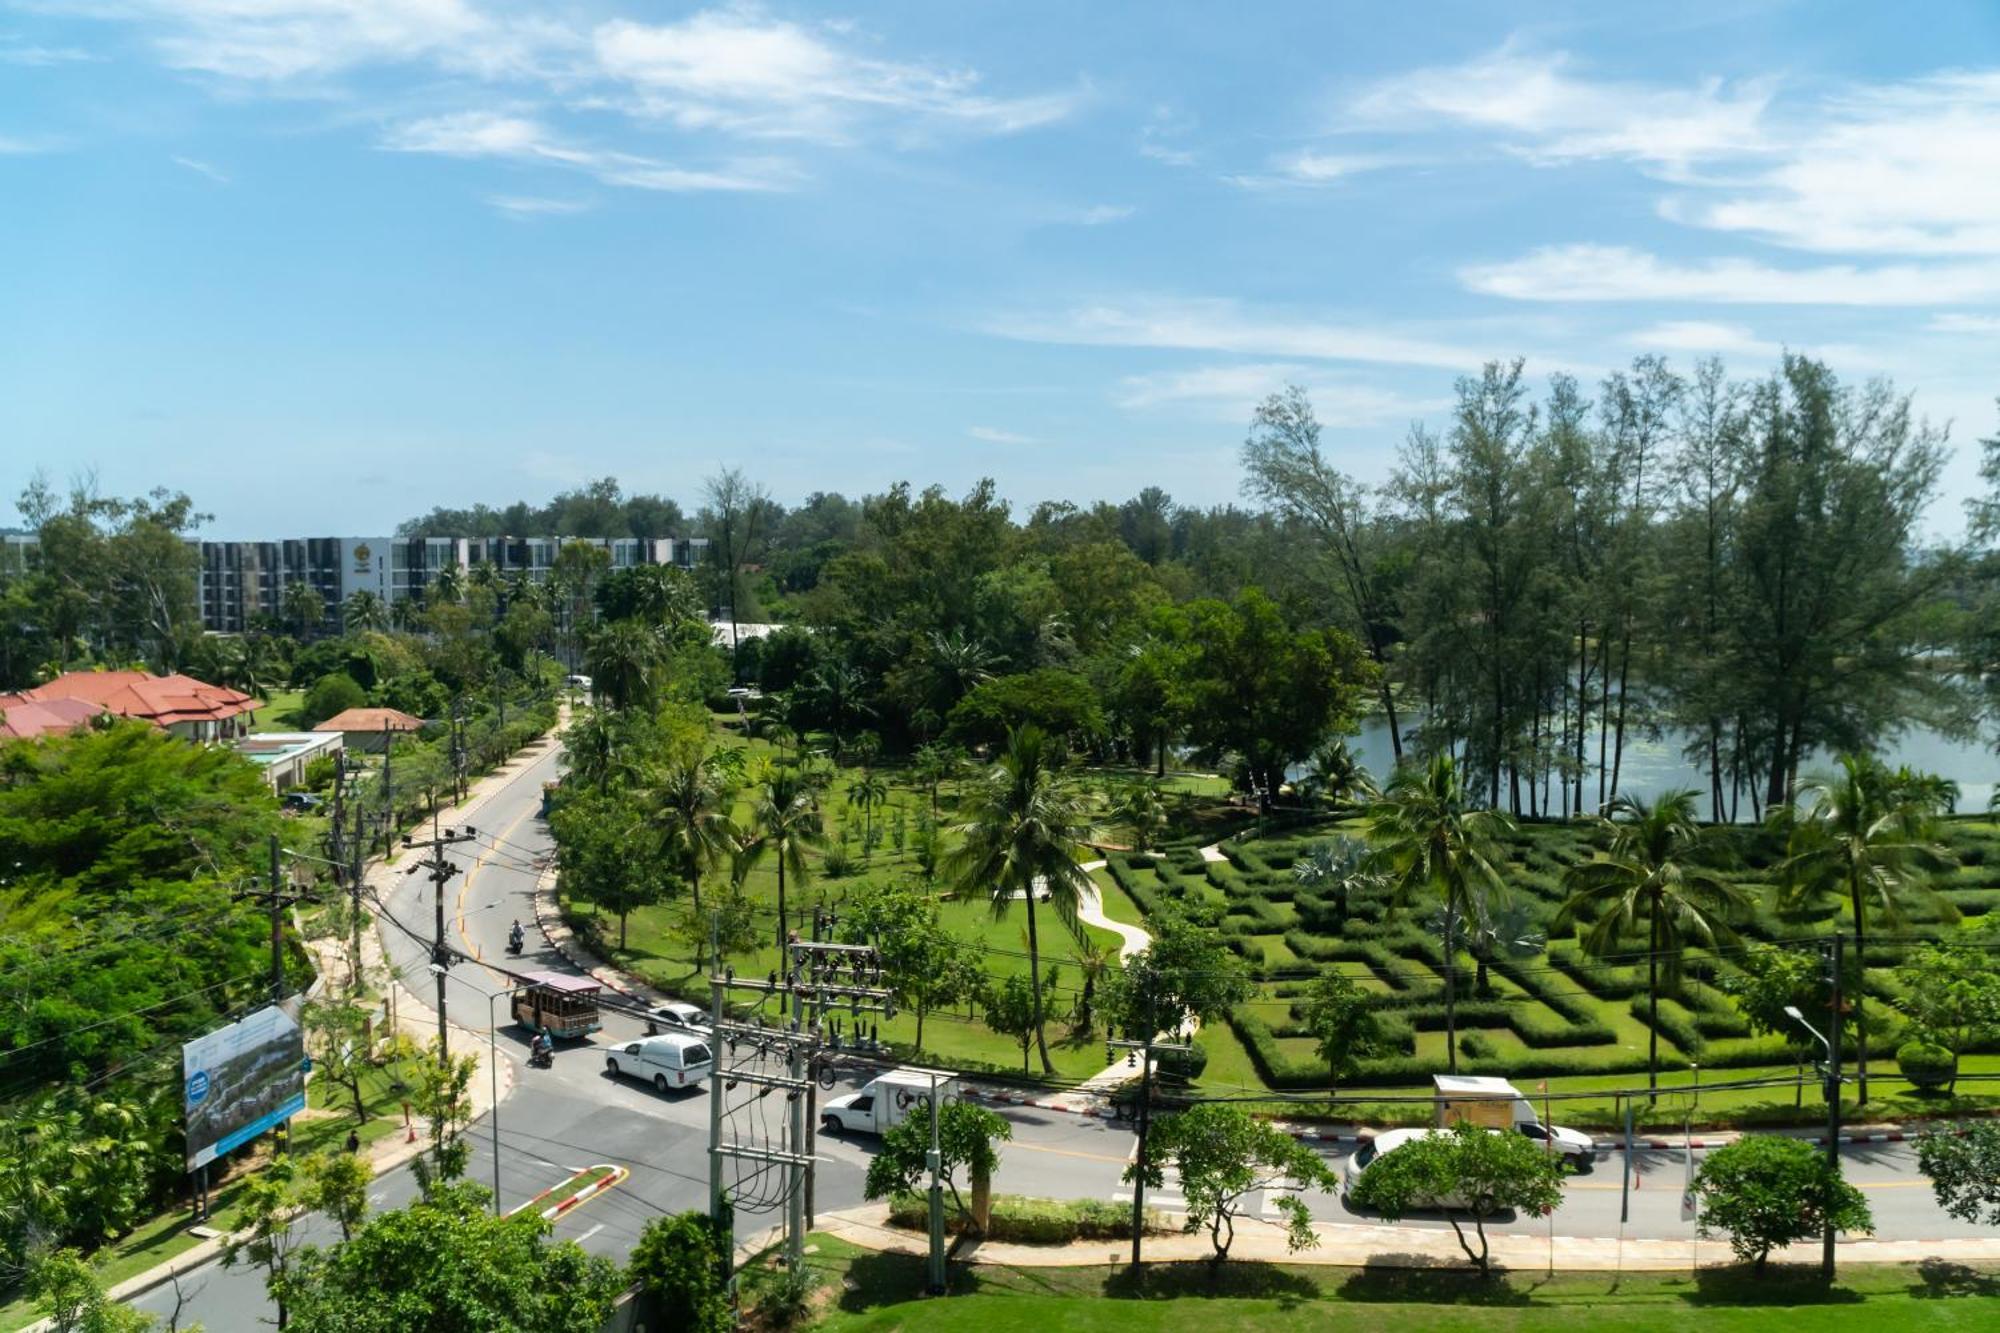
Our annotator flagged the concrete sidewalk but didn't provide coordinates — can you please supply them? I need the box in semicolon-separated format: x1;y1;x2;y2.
815;1201;2000;1273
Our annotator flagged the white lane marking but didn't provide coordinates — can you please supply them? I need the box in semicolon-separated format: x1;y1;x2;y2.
576;1223;605;1243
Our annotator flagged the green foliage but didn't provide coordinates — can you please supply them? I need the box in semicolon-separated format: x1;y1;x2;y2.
863;1100;1012;1229
628;1210;732;1333
1299;968;1387;1087
26;1247;167;1333
946;669;1106;749
283;1181;622;1333
1914;1120;2000;1227
1693;1135;1873;1272
1348;1123;1567;1272
1101;907;1255;1040
299;1150;372;1243
839;880;983;1050
1895;1040;1955;1091
550;787;676;950
1130;1102;1338;1259
884;1192;1157;1243
301;672;368;728
1894;941;2000;1076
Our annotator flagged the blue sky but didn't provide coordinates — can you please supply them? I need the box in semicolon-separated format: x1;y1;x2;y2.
3;1;1998;535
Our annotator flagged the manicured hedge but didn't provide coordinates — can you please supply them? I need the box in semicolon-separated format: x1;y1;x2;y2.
886;1193;1163;1242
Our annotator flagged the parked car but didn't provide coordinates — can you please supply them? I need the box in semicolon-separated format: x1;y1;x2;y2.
645;1000;710;1037
281;791;323;813
604;1033;712;1094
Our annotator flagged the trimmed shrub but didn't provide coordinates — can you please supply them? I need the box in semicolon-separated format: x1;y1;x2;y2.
1897;1040;1955;1092
885;1193;1163;1243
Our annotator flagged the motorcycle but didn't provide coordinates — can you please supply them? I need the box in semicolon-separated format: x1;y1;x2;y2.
506;935;524;956
528;1039;553;1069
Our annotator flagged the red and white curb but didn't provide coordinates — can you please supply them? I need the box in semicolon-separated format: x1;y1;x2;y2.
508;1163;630;1222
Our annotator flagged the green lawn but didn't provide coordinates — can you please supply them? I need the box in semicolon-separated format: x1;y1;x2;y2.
773;1236;2000;1331
252;688;307;732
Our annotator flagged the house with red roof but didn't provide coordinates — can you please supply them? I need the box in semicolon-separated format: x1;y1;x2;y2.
0;692;104;740
9;670;258;742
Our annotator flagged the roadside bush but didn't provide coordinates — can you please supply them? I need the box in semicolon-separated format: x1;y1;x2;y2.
1898;1040;1956;1092
300;672;366;729
1458;1031;1497;1060
886;1193;1163;1243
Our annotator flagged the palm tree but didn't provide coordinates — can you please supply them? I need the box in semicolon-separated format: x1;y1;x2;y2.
946;725;1100;1075
649;752;739;968
1780;755;1956;1103
924;630;1001;710
390;591;424;632
585;620;660;711
282;580;324;638
848;770;889;851
1108;779;1169;852
741;765;825;950
342;589;389;633
1303;737;1378;809
1293;834;1379;927
1367;753;1512;1073
1558;790;1749;1097
913;742;957;819
428;563;465;607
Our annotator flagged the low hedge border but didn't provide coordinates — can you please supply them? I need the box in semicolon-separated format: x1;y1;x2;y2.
884;1193;1167;1243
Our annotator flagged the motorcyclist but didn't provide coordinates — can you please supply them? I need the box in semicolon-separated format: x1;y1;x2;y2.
531;1031;552;1065
508;920;524;953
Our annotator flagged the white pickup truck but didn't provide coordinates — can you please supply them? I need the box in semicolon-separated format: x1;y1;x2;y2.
1433;1075;1595;1162
819;1068;961;1136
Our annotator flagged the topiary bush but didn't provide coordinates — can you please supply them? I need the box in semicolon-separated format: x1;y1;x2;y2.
1897;1039;1955;1092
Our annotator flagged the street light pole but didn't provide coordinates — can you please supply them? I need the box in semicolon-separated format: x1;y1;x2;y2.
433;965;514;1216
1784;939;1844;1284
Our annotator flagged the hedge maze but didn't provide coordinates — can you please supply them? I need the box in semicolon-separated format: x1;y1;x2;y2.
1103;817;2000;1093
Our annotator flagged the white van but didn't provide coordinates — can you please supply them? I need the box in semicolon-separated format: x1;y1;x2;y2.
605;1033;712;1094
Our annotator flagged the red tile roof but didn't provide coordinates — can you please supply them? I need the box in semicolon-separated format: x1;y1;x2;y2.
315;707;426;734
24;671;256;728
0;693;103;740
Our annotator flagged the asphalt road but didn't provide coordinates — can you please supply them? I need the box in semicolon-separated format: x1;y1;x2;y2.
132;735;1997;1324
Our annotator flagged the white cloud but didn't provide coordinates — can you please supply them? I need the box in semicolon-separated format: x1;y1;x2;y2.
985;297;1497;371
1067;204;1132;226
1115;362;1440;424
383;110;795;192
1139;104;1195;166
592;9;1078;143
1929;313;2000;335
967;425;1034;444
1462;244;2000;306
487;194;593;216
0;39;97;66
124;0;542;83
1661;72;2000;256
170;154;230;183
1226;150;1391;190
1348;43;1773;171
1626;320;1778;358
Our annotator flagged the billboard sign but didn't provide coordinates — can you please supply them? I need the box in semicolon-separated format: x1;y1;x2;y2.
182;1000;308;1171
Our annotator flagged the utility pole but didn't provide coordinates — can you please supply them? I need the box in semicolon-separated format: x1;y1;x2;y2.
926;1069;946;1296
349;782;366;994
707;915;727;1230
1823;935;1844;1282
786;1040;807;1278
236;836;311;1157
1108;991;1193;1269
450;697;466;805
404;817;477;1062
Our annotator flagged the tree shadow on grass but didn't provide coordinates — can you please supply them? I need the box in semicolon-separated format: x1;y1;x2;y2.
1102;1261;1322;1305
1908;1259;2000;1300
1334;1256;1531;1306
1684;1264;1865;1306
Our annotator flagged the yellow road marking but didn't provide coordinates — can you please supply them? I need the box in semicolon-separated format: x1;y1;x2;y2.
1007;1141;1135;1165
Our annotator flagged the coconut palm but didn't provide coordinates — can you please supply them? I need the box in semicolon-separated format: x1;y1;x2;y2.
1108;778;1169;851
342;589;389;633
1367;753;1512;1073
1558;790;1749;1097
923;630;1002;710
282;580;324;638
741;765;825;950
848;769;889;851
913;741;959;819
947;725;1100;1075
649;751;739;968
1293;834;1379;928
584;620;661;711
1780;754;1957;1103
1302;737;1379;809
428;563;465;607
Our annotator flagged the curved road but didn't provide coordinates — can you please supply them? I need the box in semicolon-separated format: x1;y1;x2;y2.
133;739;1997;1323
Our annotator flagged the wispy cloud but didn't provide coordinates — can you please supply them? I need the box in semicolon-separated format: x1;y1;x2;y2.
383;110;797;193
171;154;230;184
1462;244;2000;306
1138;104;1196;166
1625;320;1778;358
985;297;1498;371
1063;204;1132;226
1115;362;1441;424
487;194;594;217
967;425;1034;444
1347;42;1774;172
0;38;98;66
1929;313;2000;335
1226;150;1392;190
593;9;1080;143
0;132;51;154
